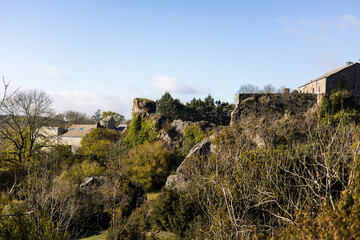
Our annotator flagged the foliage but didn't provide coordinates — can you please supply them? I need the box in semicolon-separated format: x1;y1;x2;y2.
50;110;93;128
156;92;184;120
80;128;119;164
184;95;233;125
149;190;197;237
278;149;360;239
156;92;233;125
0;205;70;240
59;160;105;184
92;109;102;122
183;124;204;146
124;141;172;192
168;107;360;238
102;111;125;125
319;90;359;123
106;203;149;240
0;90;54;166
236;83;284;94
124;114;158;146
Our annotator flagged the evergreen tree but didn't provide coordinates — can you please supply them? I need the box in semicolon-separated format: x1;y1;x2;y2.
156;92;184;120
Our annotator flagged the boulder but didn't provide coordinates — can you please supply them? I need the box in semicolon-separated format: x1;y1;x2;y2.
171;119;191;134
132;98;156;116
80;176;106;193
165;131;220;191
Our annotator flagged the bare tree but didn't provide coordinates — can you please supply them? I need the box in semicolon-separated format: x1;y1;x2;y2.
262;84;277;93
236;84;286;96
237;84;261;94
63;110;92;125
0;90;54;165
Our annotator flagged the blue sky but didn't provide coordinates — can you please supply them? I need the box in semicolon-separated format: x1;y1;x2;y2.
1;0;360;118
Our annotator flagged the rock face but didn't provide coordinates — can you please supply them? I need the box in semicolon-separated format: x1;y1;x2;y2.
165;131;220;191
80;176;106;193
231;93;317;126
132;98;156;116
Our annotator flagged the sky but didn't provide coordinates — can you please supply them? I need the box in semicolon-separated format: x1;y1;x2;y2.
1;0;360;119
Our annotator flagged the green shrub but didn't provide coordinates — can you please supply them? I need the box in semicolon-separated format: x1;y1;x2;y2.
184;124;204;146
125;115;158;146
149;190;197;237
0;202;70;240
124;141;172;192
320;90;359;123
80;128;119;164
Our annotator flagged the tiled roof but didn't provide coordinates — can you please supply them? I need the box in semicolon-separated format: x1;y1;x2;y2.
61;124;97;137
299;62;359;88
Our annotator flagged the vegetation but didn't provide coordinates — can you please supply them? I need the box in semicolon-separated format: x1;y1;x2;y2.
80;128;119;164
236;83;285;94
101;111;125;125
124;114;158;146
2;85;360;239
156;92;233;125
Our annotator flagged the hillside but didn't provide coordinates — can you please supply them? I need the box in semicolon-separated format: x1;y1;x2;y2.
2;91;360;239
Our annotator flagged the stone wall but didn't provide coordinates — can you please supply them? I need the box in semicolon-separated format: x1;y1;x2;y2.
298;77;326;94
60;137;82;152
327;63;360;102
298;63;360;103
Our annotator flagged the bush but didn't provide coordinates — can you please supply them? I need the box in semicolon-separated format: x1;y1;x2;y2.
149;190;197;237
124;115;158;146
320;90;359;123
124;141;172;192
184;124;204;146
0;201;70;240
80;128;119;164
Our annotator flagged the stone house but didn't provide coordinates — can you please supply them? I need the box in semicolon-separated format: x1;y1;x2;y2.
298;61;360;101
59;116;118;151
99;116;116;129
60;124;97;151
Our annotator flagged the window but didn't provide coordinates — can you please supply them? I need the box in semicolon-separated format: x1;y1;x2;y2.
69;128;75;131
79;128;84;130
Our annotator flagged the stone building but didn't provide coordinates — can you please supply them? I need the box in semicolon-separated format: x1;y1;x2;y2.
60;124;97;151
298;61;360;100
59;116;118;151
99;116;116;129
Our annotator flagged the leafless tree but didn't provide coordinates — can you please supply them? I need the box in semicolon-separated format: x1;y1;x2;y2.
0;89;54;165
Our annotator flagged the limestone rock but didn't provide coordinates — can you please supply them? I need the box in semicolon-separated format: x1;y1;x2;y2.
80;176;106;192
165;131;220;191
171;119;191;134
132;98;156;116
231;93;317;126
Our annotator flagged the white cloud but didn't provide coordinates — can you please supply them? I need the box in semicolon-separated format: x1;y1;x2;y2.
339;14;360;30
307;52;343;72
46;90;133;118
282;26;298;34
278;14;360;42
299;14;360;31
150;75;206;94
44;64;75;82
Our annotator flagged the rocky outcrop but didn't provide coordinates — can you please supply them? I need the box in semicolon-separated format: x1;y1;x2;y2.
132;98;156;116
171;119;191;134
171;120;216;135
80;176;106;193
165;131;220;191
231;93;317;126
